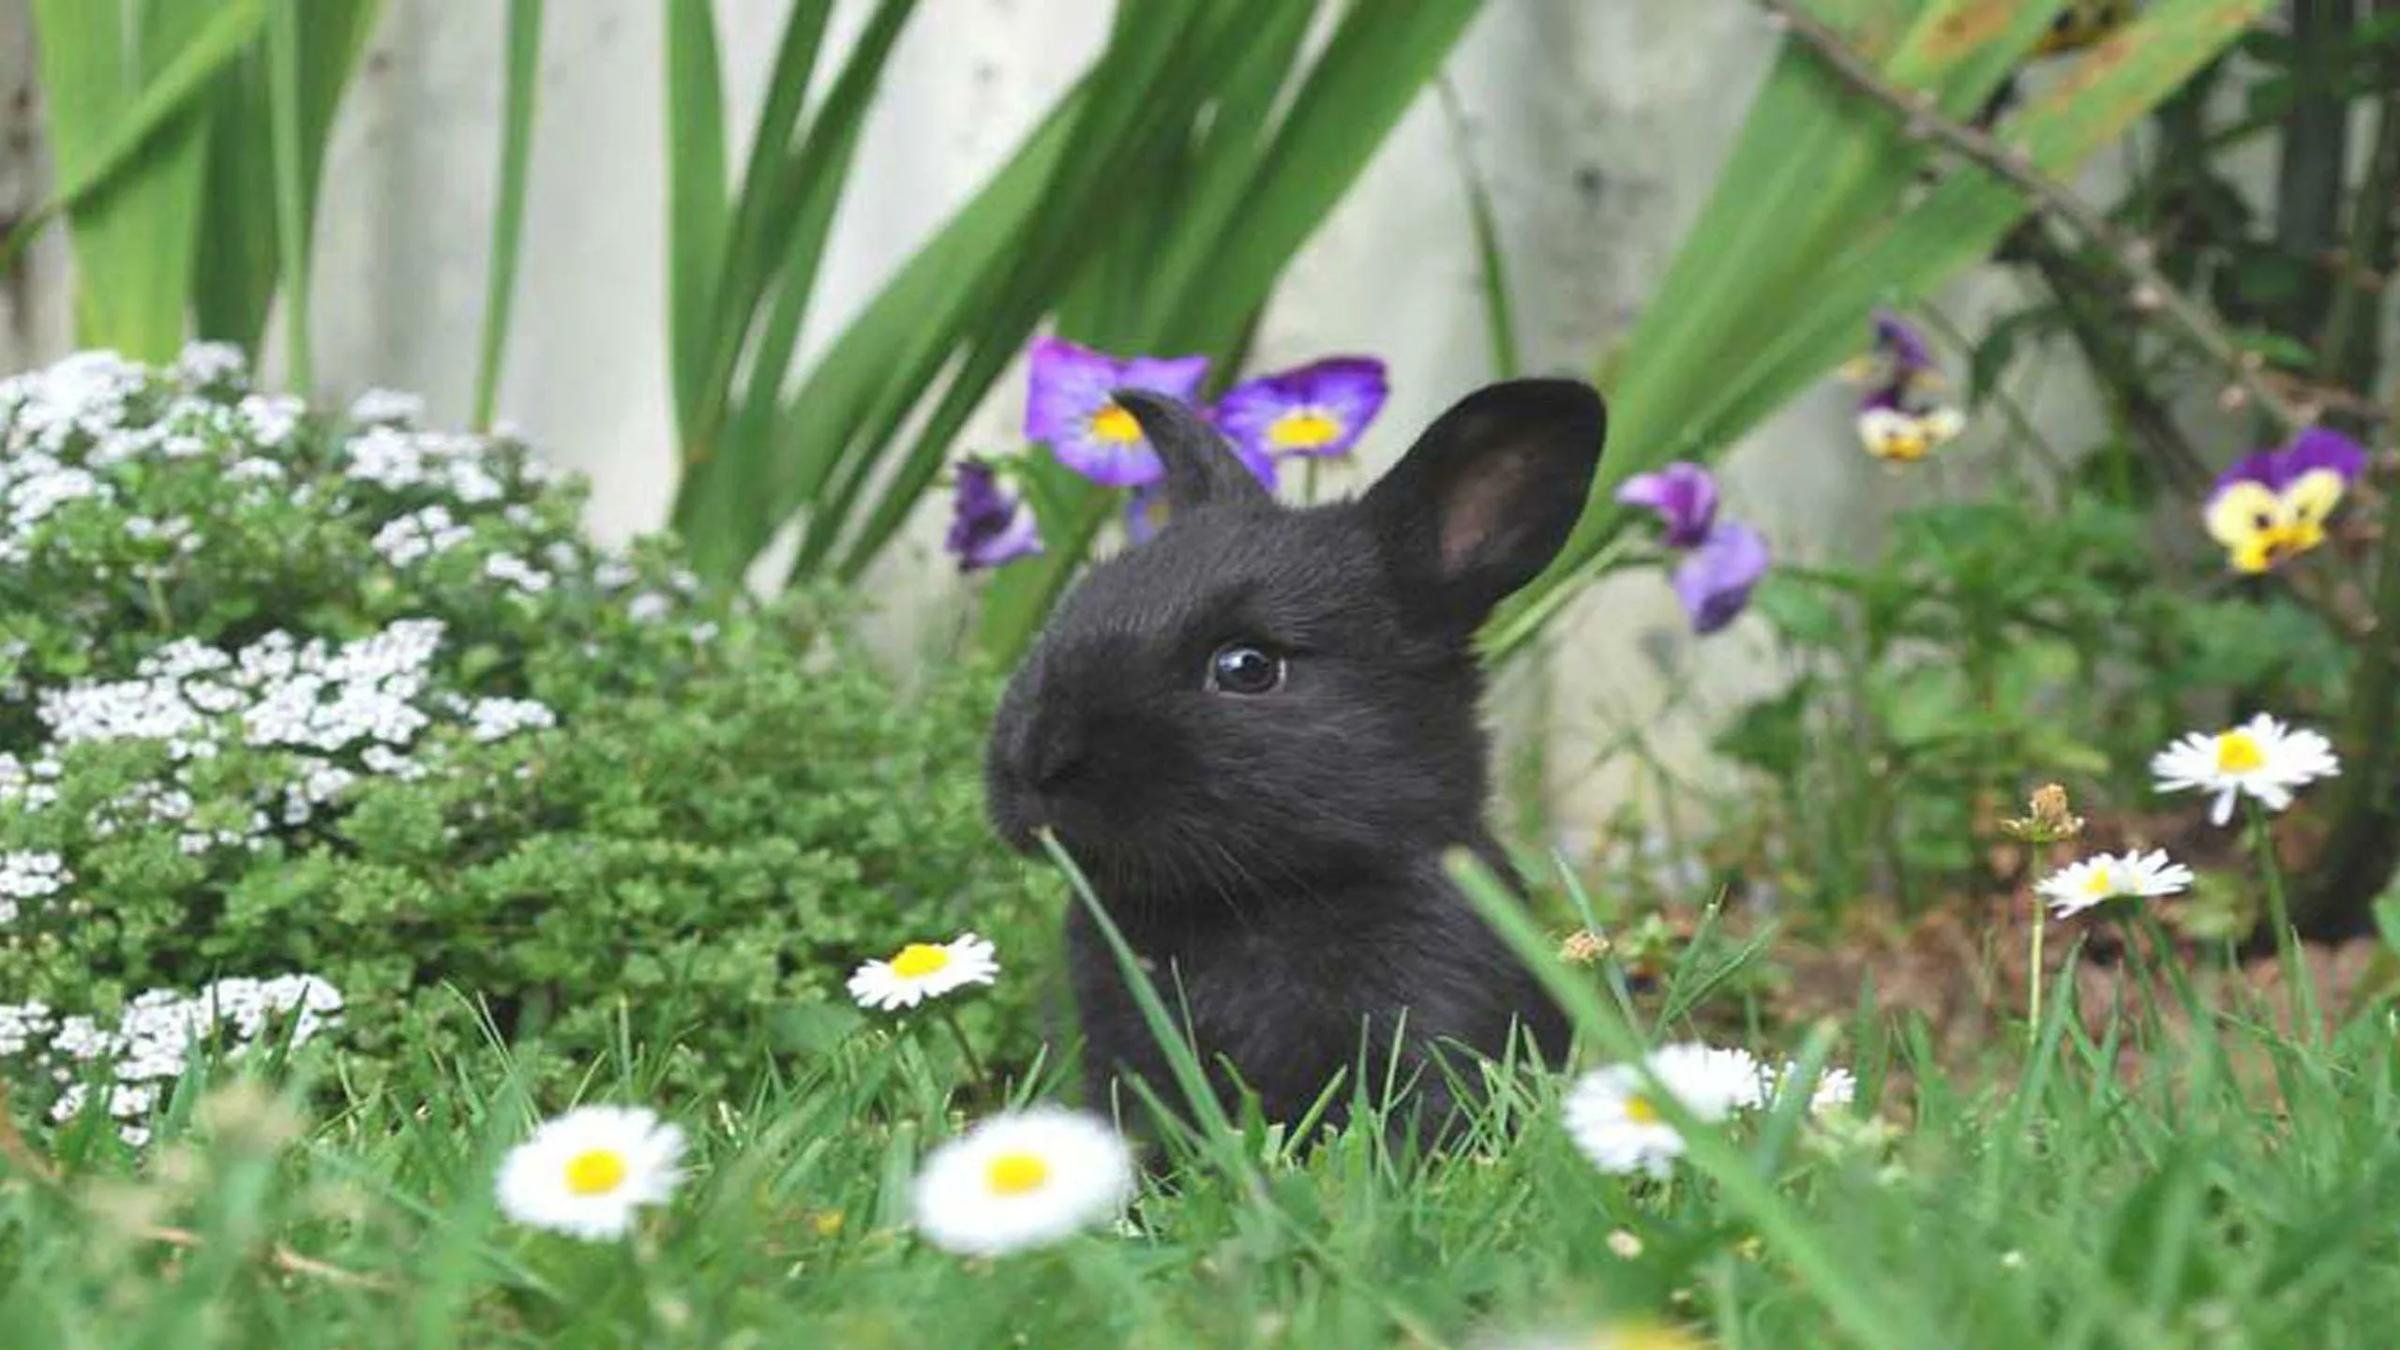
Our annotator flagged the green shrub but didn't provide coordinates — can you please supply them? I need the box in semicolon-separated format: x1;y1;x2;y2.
0;348;1053;1130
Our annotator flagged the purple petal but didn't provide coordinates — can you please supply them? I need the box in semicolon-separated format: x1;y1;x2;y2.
1614;461;1718;549
1873;311;1935;374
1215;356;1389;460
1857;382;1906;414
2283;425;2367;484
1022;338;1211;488
1123;482;1167;546
1118;354;1210;405
1023;337;1122;443
2210;448;2287;499
1672;520;1769;635
2211;426;2372;499
945;461;1043;572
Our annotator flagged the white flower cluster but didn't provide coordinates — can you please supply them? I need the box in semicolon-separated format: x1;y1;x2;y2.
5;974;343;1146
482;551;554;595
371;504;475;567
0;850;69;923
344;425;506;504
10;619;555;865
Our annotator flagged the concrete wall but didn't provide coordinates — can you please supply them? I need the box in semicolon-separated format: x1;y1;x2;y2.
0;1;2146;841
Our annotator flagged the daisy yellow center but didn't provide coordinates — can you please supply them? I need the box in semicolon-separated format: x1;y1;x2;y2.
2215;730;2267;775
889;943;952;979
1089;403;1142;445
1266;409;1343;451
2083;867;2117;898
563;1147;628;1196
1623;1094;1662;1125
985;1151;1050;1196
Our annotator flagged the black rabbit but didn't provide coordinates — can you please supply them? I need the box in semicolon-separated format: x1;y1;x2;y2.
985;378;1605;1143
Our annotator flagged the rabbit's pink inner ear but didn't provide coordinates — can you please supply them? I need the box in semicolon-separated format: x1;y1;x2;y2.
1438;446;1542;575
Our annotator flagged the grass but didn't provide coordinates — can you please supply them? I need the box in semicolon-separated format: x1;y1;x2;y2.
7;861;2400;1348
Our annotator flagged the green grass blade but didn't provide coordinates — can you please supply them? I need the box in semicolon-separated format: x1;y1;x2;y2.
264;0;311;391
1437;79;1518;380
472;0;544;430
662;0;731;442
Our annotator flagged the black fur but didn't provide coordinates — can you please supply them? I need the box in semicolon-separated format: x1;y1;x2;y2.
985;379;1606;1142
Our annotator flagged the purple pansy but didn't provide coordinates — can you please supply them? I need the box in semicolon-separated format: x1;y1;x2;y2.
944;460;1043;572
1024;337;1210;488
1615;461;1769;634
1214;357;1389;462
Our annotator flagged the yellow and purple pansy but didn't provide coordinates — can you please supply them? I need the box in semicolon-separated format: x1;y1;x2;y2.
2202;427;2368;574
1213;357;1389;463
1616;461;1771;634
1023;337;1210;488
1845;312;1966;464
943;458;1043;572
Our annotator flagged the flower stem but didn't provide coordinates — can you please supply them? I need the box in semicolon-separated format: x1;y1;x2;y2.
936;1004;989;1091
2026;903;2046;1053
2248;800;2317;1040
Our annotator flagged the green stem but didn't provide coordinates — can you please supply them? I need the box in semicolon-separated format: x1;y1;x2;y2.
934;1004;988;1092
2249;799;2317;1040
2026;896;2045;1054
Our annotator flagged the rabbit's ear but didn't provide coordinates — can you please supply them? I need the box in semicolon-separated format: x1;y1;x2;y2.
1363;379;1605;631
1113;388;1271;515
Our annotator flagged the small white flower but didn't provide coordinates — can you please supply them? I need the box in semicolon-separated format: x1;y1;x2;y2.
1563;1042;1762;1178
2036;849;2195;920
496;1105;684;1241
847;933;999;1011
911;1107;1134;1257
1762;1060;1859;1115
2151;713;2339;825
349;388;426;426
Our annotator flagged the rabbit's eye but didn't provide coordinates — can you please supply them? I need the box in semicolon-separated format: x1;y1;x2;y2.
1207;643;1285;696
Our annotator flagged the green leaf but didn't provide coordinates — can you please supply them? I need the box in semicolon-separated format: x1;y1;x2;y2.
472;0;545;430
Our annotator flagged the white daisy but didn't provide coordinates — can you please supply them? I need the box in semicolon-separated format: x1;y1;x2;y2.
496;1105;684;1241
2151;713;2340;825
2035;849;2196;920
911;1107;1134;1257
1563;1042;1763;1178
847;932;999;1011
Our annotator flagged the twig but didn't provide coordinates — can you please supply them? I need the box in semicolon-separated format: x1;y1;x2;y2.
141;1223;390;1289
1757;0;2310;431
